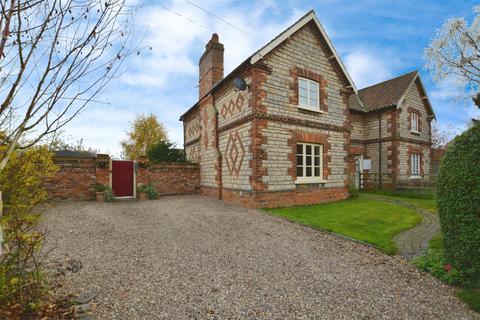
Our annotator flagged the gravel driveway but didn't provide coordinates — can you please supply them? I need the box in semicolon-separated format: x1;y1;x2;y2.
42;196;478;319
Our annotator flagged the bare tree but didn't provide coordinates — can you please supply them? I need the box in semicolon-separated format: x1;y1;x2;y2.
431;121;452;149
0;0;138;254
425;6;480;107
0;0;136;168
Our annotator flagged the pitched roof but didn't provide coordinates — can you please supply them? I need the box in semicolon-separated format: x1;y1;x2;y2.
356;71;418;112
53;150;96;159
249;10;356;92
180;10;356;120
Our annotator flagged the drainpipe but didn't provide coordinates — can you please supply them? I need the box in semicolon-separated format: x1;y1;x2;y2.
378;113;382;189
212;94;223;200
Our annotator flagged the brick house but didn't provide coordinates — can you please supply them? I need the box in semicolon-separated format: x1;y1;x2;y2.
180;10;435;208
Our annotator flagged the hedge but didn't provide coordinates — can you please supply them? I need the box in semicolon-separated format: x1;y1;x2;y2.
437;121;480;286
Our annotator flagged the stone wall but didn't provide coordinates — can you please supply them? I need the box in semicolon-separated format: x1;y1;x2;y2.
396;78;432;184
262;23;348;128
199;97;220;190
219;122;252;191
182;20;352;208
349;79;433;189
181;19;435;207
183;109;201;165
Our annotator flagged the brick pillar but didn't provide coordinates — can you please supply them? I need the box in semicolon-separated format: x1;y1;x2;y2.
95;154;110;186
137;156;149;187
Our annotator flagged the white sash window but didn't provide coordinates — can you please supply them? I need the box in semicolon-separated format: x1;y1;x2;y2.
296;143;323;183
411;113;419;133
298;77;319;111
410;153;421;176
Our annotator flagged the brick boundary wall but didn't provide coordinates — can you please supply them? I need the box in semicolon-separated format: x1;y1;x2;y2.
44;157;97;200
138;162;200;195
44;154;200;200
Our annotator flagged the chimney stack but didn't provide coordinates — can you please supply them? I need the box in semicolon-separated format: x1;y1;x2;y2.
199;33;224;99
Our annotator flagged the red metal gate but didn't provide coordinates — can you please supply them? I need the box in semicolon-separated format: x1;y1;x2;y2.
111;160;134;197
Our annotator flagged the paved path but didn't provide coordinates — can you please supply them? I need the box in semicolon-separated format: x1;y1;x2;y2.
42;196;475;319
366;194;441;259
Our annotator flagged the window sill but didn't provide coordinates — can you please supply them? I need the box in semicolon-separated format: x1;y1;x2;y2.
295;178;328;184
410;175;422;180
297;105;325;114
410;130;421;135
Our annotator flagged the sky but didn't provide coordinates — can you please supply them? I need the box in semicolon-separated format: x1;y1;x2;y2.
60;0;480;157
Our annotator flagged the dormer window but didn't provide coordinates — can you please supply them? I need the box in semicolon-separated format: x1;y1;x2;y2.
298;77;319;111
411;112;419;133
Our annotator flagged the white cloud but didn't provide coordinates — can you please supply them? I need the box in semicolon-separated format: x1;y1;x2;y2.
72;0;304;154
344;50;394;88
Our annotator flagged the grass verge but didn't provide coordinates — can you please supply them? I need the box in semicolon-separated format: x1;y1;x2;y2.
362;190;437;214
264;194;421;255
457;288;480;313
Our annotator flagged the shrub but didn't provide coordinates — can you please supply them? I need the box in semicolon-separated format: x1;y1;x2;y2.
412;247;463;285
437;122;480;286
147;140;187;163
137;185;158;200
104;186;115;202
93;183;106;192
93;183;115;201
0;147;58;311
348;181;359;199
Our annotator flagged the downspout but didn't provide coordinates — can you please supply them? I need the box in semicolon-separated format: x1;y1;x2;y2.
212;94;222;199
378;113;382;189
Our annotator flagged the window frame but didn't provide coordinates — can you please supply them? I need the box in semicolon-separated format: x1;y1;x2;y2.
295;142;324;184
411;112;419;133
410;153;421;178
297;77;321;112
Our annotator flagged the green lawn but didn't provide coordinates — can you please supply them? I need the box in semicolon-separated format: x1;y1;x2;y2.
362;190;438;214
265;194;422;255
457;288;480;313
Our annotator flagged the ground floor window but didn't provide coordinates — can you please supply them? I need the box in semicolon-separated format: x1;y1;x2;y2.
296;142;323;183
410;153;421;176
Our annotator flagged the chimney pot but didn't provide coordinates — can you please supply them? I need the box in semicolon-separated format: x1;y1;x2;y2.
211;33;219;43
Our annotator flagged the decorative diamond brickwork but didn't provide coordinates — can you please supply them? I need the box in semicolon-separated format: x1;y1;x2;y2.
220;94;245;119
225;131;245;176
186;117;201;140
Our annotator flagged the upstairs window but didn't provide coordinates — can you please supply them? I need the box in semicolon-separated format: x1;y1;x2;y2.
296;143;323;183
411;112;419;133
298;77;319;111
410;153;421;176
